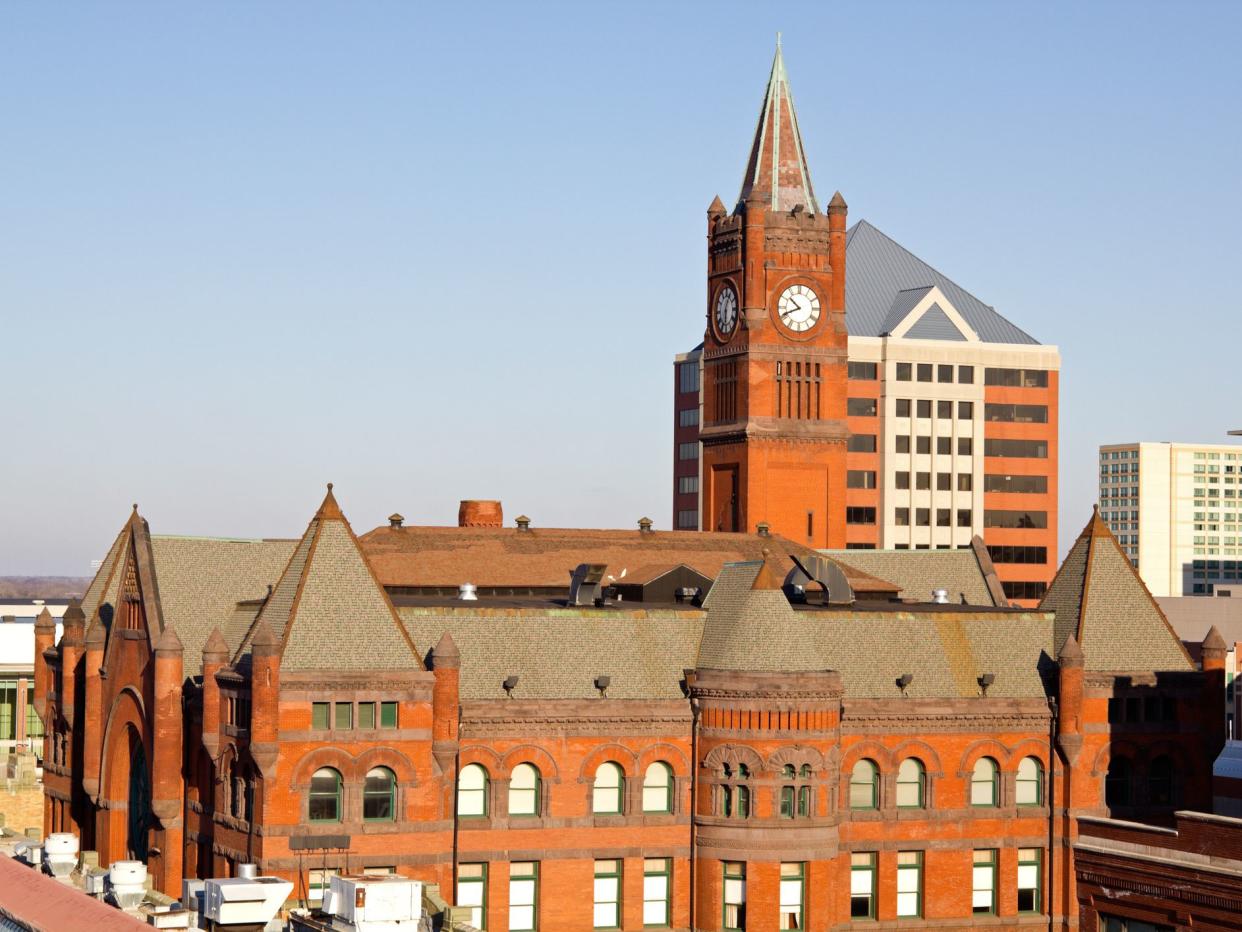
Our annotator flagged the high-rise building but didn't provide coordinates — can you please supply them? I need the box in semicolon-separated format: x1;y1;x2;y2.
673;47;1060;603
1098;440;1242;596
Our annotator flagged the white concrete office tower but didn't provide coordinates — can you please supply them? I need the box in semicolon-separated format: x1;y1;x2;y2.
1098;441;1242;596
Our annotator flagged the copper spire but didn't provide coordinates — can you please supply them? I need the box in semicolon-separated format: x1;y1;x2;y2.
737;40;818;214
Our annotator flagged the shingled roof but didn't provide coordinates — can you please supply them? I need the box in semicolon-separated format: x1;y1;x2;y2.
235;486;422;672
1039;510;1193;672
700;561;1053;699
825;539;1007;606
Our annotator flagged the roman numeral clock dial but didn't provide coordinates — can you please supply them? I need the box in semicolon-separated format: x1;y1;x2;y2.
714;284;738;337
777;284;820;333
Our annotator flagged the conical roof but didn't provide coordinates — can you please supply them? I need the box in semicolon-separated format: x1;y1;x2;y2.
236;485;422;672
737;40;818;214
1040;510;1192;672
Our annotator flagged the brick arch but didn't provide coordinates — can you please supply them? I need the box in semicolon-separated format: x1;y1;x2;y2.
957;738;1011;775
1090;739;1143;778
840;741;894;773
99;686;149;804
499;745;562;782
767;745;826;774
636;742;691;776
291;747;356;788
354;746;419;785
458;745;503;773
701;744;764;773
1006;740;1051;770
890;740;943;775
579;744;640;780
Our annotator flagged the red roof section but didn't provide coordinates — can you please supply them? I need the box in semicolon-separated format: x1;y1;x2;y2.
0;855;148;930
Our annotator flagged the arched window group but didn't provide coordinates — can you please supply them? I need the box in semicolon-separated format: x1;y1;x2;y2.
307;765;397;823
846;754;1043;812
719;763;752;819
1106;753;1178;810
780;763;814;818
453;759;677;819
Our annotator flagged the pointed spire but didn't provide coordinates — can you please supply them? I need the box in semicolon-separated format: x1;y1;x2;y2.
432;630;461;669
828;190;847;210
751;548;786;591
251;618;280;656
202;626;229;661
1058;633;1084;666
316;482;344;521
737;41;818;214
85;618;107;647
708;195;726;216
153;624;183;655
62;599;85;628
34;607;55;632
1203;624;1228;652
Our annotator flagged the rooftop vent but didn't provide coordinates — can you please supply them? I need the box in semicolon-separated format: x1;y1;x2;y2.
932;588;950;604
503;675;519;697
896;673;914;696
756;522;771;538
978;672;995;696
515;514;532;532
459;499;503;528
594;675;611;697
568;563;608;607
458;583;478;601
388;513;404;529
638;516;654;534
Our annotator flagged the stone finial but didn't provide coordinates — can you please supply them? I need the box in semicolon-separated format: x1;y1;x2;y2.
1058;633;1084;667
85;619;106;648
1203;624;1228;653
62;599;85;629
153;625;183;655
432;631;461;669
202;626;229;662
316;483;344;520
250;619;280;656
827;190;847;211
708;195;726;216
34;607;56;632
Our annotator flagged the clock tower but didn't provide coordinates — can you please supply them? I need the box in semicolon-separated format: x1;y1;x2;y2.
700;42;849;548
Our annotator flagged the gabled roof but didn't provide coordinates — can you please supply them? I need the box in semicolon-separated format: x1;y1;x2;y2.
1039;510;1194;672
736;41;818;214
699;561;1053;698
905;304;967;340
236;486;422;672
845;219;1039;345
825;540;1006;607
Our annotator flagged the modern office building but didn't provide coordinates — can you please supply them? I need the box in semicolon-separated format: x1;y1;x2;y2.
0;600;66;755
673;46;1060;604
1098;441;1242;596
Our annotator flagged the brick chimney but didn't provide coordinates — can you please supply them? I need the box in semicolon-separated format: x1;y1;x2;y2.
458;500;503;528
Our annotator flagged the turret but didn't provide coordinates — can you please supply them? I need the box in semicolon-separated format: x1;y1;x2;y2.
1056;634;1084;763
200;627;228;762
431;631;461;775
81;619;106;799
58;600;85;728
32;607;56;721
827;190;848;311
249;619;281;777
1202;624;1228;761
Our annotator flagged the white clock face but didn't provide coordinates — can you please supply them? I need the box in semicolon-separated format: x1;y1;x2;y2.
778;284;821;333
714;284;738;336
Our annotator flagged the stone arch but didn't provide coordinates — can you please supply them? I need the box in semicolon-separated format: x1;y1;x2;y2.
957;738;1011;775
840;741;894;773
290;746;356;788
767;745;826;774
701;744;764;774
579;743;640;780
354;746;419;786
1090;738;1142;778
458;744;503;772
636;742;691;775
1005;740;1051;770
890;739;944;775
499;745;562;782
99;687;149;810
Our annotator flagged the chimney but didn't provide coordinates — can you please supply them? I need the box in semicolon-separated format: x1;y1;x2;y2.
388;513;404;529
458;500;503;528
638;517;654;534
515;515;532;532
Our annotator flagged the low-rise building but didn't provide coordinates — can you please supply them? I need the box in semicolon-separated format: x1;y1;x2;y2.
1;600;66;755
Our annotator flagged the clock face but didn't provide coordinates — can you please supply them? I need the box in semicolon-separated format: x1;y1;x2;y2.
778;284;821;333
714;284;738;336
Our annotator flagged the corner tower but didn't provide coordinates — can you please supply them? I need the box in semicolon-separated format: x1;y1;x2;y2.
700;42;849;547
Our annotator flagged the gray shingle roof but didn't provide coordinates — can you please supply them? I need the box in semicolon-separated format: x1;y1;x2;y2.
905;304;966;340
823;547;1002;607
846;220;1039;345
399;605;704;700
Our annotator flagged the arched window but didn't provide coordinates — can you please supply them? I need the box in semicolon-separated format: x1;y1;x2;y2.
970;757;998;807
1148;755;1173;807
509;763;541;817
1016;757;1043;807
458;763;489;818
364;767;396;821
593;762;624;814
642;762;673;813
849;759;878;810
896;758;925;809
797;764;812;817
1106;756;1132;808
780;764;796;818
309;767;342;822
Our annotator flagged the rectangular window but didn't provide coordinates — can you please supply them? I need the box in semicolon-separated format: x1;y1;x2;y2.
937;400;953;419
957;474;973;492
849;852;876;919
936;472;951;491
916;399;932;418
937;364;954;383
679;442;698;461
312;702;330;730
848;470;878;490
958;365;974;384
896;435;911;454
677;510;699;529
847;506;877;525
779;863;804;931
678;408;699;428
722;862;745;931
936;508;951;527
849;361;877;380
848;434;877;452
958;400;974;419
1099;918;1174;932
848;397;878;417
958;437;973;455
972;849;997;915
984;403;1049;424
896;471;910;490
895;508;910;527
917;363;933;382
1003;581;1048;600
896;851;923;918
984;474;1049;494
458;864;487;930
643;859;671;927
916;436;931;455
896;398;911;417
984;367;1048;388
679;362;699;394
678;476;699;495
334;702;352;730
984;438;1048;458
937;436;952;455
896;362;912;381
916;472;931;491
594;860;622;929
1017;848;1041;913
916;508;930;527
380;701;398;728
358;702;376;730
984;510;1048;529
509;862;538;932
957;509;973;527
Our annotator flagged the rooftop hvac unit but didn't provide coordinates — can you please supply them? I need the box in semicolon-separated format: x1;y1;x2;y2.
84;868;110;897
181;878;207;915
202;876;293;928
108;860;148;910
42;832;79;879
322;874;423;930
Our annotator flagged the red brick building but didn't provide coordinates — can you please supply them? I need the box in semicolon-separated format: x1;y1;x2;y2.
34;490;1223;930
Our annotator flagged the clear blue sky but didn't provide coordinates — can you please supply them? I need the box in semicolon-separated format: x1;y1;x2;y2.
3;1;1240;575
